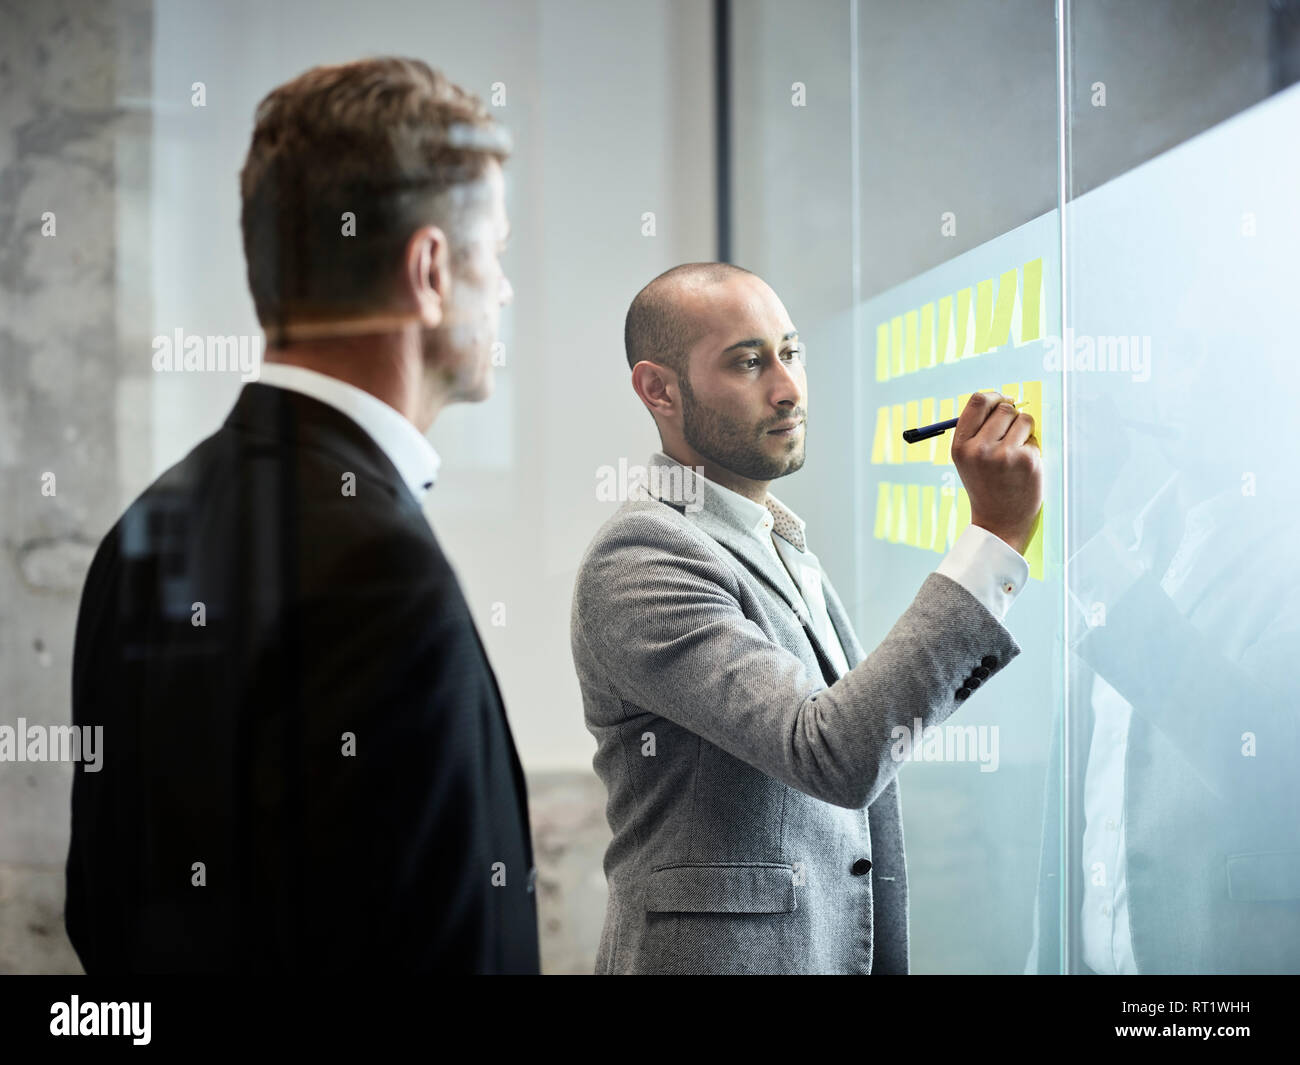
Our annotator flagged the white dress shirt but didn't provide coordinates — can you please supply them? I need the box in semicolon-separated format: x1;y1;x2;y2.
704;479;854;675
254;362;442;503
697;464;1030;679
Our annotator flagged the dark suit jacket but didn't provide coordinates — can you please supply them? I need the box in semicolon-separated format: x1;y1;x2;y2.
66;382;540;973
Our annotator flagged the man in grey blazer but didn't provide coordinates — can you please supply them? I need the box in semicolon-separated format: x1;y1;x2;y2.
570;262;1044;974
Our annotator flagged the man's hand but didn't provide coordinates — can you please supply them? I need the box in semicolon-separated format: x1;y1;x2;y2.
951;391;1044;556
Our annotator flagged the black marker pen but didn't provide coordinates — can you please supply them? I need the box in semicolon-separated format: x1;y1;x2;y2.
902;399;1028;443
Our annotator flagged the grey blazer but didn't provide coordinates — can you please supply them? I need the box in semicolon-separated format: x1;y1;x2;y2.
570;453;1022;974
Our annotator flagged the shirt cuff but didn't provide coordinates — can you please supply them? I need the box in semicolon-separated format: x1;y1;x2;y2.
935;524;1031;623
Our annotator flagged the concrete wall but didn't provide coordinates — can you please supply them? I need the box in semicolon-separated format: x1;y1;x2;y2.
0;0;153;974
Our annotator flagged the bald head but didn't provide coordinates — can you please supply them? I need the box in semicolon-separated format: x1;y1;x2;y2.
624;262;756;379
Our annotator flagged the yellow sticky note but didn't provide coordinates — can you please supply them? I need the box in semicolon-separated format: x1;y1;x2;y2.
905;484;920;546
920;485;936;551
1025;508;1044;581
904;400;920;462
974;278;993;354
1021;258;1043;342
871;405;891;465
904;310;919;375
933;397;955;465
1021;377;1044;581
874;481;892;540
1001;381;1022;405
1022;378;1043;451
890;483;905;543
917;397;936;463
919;303;935;369
876;322;889;382
936;486;955;552
890;403;903;465
988;267;1018;353
891;316;904;378
955;287;972;358
937;295;954;364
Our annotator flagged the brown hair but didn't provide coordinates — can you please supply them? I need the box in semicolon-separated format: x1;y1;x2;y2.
239;57;511;338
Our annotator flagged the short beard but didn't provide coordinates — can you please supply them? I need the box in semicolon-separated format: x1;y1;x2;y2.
679;374;805;482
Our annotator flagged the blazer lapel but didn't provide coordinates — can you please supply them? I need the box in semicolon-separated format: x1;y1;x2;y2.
644;451;847;684
689;506;846;686
691;507;801;609
821;576;866;668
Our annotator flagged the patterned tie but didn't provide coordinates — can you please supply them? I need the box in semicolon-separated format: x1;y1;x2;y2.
765;496;807;553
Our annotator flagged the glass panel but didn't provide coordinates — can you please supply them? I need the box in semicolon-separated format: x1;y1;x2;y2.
1061;0;1300;974
853;0;1064;975
731;0;1064;973
734;0;1300;976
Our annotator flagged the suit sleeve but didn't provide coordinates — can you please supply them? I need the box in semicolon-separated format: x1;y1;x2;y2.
1075;570;1299;810
572;509;1021;810
65;530;124;973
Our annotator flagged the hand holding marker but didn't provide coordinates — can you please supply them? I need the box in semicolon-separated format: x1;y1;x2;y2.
902;392;1029;443
932;390;1044;556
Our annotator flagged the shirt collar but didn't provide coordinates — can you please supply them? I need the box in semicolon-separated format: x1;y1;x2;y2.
650;450;808;551
256;362;441;502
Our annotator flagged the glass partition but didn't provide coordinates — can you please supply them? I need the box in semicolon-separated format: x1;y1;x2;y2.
731;0;1299;973
1059;0;1300;975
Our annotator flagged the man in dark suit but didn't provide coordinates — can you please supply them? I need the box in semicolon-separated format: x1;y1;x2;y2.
65;57;539;973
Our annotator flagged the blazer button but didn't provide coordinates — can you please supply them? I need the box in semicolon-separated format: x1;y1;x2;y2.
972;666;990;680
851;858;872;876
981;654;998;669
955;686;971;700
966;676;982;691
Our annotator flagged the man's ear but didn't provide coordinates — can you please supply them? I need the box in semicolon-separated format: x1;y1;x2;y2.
404;224;447;328
631;360;679;420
